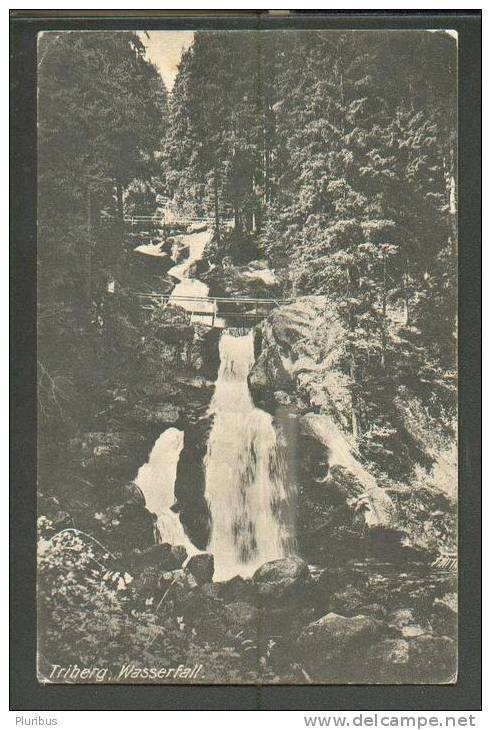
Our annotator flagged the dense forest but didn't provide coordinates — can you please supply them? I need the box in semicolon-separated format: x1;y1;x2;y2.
165;30;457;476
37;30;458;684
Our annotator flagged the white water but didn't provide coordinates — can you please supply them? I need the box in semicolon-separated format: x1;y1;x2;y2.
135;428;184;516
167;229;212;288
134;428;197;553
167;228;215;321
204;331;295;581
134;241;168;257
134;227;216;553
135;226;295;576
135;227;213;553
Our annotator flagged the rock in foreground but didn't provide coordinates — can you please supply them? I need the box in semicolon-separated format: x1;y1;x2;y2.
253;557;311;601
299;612;386;654
186;553;215;585
297;611;389;680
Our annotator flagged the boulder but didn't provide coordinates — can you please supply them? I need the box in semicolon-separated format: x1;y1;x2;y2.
132;563;197;603
140;381;181;400
247;296;335;409
253;557;311;602
248;346;292;406
243;259;277;285
132;566;162;597
110;481;146;507
265;299;328;354
174;420;213;548
401;625;427;638
186;553;215;585
298;612;386;656
203;257;278;300
273;390;293;407
392;573;457;612
297;612;389;681
365;526;413;558
218;575;256;604
369;637;410;665
260;605;317;638
92;501;156;553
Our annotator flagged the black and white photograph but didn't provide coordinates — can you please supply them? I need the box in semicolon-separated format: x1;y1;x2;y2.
36;26;459;686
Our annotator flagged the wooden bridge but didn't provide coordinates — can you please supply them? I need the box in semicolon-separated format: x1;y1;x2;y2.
135;292;291;328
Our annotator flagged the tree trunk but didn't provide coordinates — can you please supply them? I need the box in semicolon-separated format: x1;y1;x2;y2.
350;354;360;441
114;182;125;287
234;204;241;232
265;99;275;205
263;92;270;205
381;255;387;369
252;173;259;233
86;187;93;308
116;183;124;226
346;263;360;441
213;167;221;245
264;104;272;206
403;257;411;326
263;144;269;206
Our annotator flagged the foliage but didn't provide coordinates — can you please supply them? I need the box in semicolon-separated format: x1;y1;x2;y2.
163;30;457;475
37;31;459;682
38;522;282;682
38;31;167;309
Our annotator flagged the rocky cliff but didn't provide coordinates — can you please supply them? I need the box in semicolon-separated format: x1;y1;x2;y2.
249;298;456;559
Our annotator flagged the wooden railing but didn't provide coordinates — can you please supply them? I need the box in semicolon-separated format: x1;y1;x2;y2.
124;215;234;228
135;292;292;327
124;215;164;227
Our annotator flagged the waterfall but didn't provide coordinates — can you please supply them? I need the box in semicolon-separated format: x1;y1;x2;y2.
135;427;197;554
204;330;295;581
133;227;294;577
167;227;214;323
134;226;212;556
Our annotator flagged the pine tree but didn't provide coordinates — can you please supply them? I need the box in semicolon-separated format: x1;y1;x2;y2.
163;29;457;474
38;31;167;304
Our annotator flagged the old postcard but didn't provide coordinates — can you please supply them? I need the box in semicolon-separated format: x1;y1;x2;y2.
37;28;458;685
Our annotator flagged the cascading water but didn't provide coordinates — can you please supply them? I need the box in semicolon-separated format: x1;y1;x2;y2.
134;227;212;555
166;227;215;323
204;330;296;581
135;427;197;554
134;225;294;577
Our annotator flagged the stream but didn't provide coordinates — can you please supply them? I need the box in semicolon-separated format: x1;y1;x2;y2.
167;228;214;322
135;225;294;579
204;330;295;580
